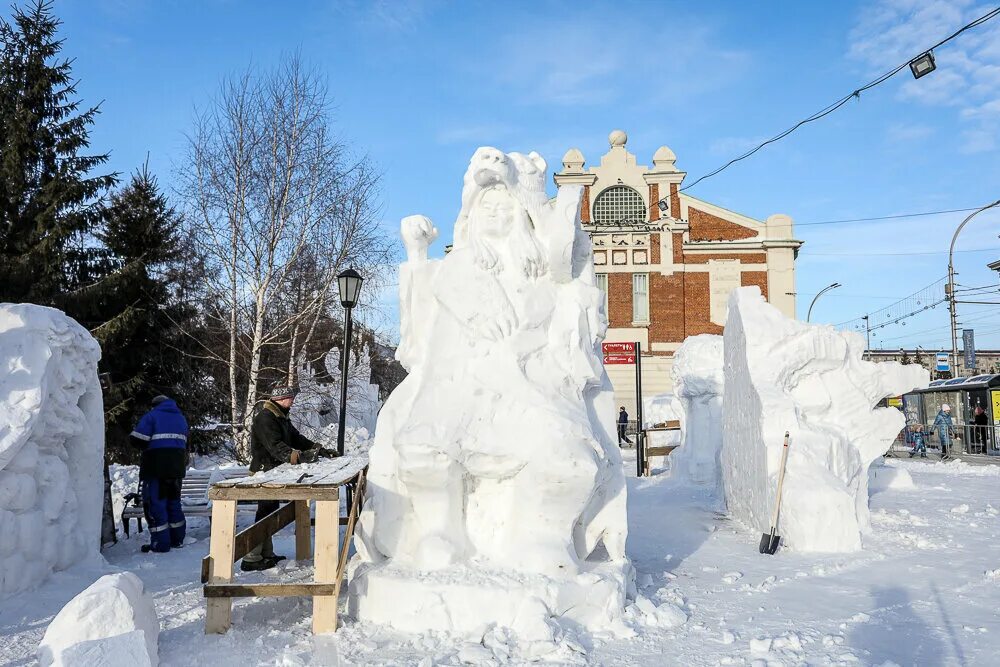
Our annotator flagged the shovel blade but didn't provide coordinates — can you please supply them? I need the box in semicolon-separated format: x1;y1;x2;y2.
759;532;780;555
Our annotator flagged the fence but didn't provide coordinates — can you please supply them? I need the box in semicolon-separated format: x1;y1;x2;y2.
893;423;1000;456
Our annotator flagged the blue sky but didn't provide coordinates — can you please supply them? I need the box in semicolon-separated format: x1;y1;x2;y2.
30;0;1000;349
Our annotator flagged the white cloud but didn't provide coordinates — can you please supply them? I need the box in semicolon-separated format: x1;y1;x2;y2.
885;122;934;143
849;1;1000;151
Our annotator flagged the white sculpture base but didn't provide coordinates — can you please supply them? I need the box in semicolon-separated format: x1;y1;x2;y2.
348;561;631;640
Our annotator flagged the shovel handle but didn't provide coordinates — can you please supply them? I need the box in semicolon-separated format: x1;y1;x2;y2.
769;431;791;531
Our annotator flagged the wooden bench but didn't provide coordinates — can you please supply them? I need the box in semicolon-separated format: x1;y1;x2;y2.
121;467;251;537
202;456;368;635
642;420;681;476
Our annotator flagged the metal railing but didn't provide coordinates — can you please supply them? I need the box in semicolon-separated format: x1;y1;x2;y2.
892;424;1000;456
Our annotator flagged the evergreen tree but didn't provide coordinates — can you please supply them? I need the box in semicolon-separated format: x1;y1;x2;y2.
0;0;116;305
94;166;217;462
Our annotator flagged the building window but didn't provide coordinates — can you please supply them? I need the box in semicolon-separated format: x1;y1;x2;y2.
595;273;609;317
633;273;649;323
593;185;647;226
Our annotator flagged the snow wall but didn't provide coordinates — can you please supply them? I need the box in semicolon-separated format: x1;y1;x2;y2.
0;304;104;596
350;147;632;643
720;287;928;552
670;334;724;493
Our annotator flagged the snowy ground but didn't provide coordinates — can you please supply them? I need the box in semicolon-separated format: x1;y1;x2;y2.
2;455;999;666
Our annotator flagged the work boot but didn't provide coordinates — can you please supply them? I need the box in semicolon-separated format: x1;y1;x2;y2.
920;453;927;458
909;452;915;458
240;557;278;572
141;544;169;554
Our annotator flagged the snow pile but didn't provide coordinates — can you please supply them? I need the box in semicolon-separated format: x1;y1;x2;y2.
37;572;159;667
670;334;725;491
351;147;631;642
0;304;104;596
869;462;917;495
109;464;140;521
642;393;682;452
291;345;381;441
720;287;928;552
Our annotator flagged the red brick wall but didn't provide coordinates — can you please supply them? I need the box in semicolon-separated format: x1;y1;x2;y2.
670;183;680;219
607;272;632;328
684;253;766;264
581;185;592;224
741;271;769;299
688;207;758;242
649;183;660;221
672;233;684;263
650;233;660;264
648;273;686;345
681;272;723;337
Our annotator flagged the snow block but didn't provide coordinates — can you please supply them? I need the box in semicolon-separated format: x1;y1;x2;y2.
350;147;631;637
0;304;104;596
671;334;725;492
720;288;928;552
37;572;159;667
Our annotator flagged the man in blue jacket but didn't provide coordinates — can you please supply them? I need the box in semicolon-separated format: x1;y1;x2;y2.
130;395;189;553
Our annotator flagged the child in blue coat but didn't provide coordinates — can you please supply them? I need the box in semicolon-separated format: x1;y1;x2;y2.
909;423;928;458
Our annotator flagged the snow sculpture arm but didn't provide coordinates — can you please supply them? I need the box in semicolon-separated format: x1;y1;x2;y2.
535;185;583;284
396;215;440;370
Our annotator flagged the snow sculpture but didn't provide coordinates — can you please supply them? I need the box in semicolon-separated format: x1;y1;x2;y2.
0;304;104;596
37;572;159;667
350;147;631;639
291;345;380;442
671;334;724;493
720;288;928;552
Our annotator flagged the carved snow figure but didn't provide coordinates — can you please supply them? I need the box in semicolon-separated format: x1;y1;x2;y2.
350;147;631;641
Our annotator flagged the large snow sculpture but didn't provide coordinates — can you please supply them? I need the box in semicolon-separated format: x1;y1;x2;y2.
671;334;724;494
291;345;380;442
350;147;631;639
0;304;104;596
720;288;928;552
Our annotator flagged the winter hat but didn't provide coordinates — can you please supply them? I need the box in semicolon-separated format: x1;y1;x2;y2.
942;404;951;411
270;384;299;401
151;395;170;407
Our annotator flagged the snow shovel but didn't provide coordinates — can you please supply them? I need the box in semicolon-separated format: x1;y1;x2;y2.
759;431;790;555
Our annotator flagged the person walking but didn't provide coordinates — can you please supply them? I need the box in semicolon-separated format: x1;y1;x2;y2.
617;406;633;447
909;423;928;458
241;384;336;572
130;395;189;553
932;404;956;460
972;405;989;454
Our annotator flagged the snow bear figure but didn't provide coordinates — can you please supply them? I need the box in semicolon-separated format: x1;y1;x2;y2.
350;147;630;637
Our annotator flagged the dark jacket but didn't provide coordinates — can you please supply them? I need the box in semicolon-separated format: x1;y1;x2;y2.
618;410;629;425
130;399;189;480
250;400;317;473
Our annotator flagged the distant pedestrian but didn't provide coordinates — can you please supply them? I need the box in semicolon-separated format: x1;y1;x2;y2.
130;395;189;553
972;405;989;454
932;404;956;459
242;384;336;572
908;424;927;458
617;406;633;447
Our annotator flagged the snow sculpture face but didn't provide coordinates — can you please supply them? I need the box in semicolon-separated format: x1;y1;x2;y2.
350;146;631;639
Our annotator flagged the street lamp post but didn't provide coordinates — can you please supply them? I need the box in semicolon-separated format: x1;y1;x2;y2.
862;315;871;360
947;200;1000;375
806;282;842;322
336;268;363;457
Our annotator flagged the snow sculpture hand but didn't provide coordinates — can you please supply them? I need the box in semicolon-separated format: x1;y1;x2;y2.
401;215;438;262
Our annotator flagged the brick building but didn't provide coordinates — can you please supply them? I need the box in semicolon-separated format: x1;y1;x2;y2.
554;130;803;412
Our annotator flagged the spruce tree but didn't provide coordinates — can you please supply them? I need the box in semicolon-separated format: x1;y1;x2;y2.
0;0;116;304
94;166;217;462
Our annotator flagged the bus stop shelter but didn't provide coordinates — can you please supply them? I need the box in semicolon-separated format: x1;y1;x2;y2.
902;374;1000;456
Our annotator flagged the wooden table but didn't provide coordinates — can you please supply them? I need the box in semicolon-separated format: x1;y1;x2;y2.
202;456;367;635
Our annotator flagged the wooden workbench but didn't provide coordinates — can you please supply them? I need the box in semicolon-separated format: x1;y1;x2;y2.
202;455;367;635
642;420;681;476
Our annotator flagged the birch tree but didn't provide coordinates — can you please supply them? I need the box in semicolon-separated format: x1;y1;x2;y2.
179;56;391;460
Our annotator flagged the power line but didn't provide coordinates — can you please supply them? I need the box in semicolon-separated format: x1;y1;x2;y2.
836;277;947;330
807;246;1000;257
662;6;1000;196
796;206;988;227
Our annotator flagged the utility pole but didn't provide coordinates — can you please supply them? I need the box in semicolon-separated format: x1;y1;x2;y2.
948;200;1000;375
862;315;871;360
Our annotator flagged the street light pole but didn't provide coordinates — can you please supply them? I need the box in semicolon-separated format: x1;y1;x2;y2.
861;315;871;360
336;268;363;457
806;282;842;322
947;200;1000;375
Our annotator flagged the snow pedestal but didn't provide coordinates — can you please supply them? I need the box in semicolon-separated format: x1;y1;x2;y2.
671;334;724;492
37;572;159;667
720;288;929;552
0;304;104;596
350;147;631;640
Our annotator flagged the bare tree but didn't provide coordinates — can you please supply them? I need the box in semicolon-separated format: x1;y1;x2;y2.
178;55;393;461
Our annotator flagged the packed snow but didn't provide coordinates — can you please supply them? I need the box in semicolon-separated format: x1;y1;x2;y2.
2;454;999;665
350;147;632;639
0;304;105;597
670;334;725;493
721;287;929;552
37;572;158;667
291;346;381;442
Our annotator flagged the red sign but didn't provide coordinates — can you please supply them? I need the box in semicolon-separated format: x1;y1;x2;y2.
603;354;636;365
602;342;637;355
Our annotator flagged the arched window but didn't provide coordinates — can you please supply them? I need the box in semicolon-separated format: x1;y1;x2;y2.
592;185;647;225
